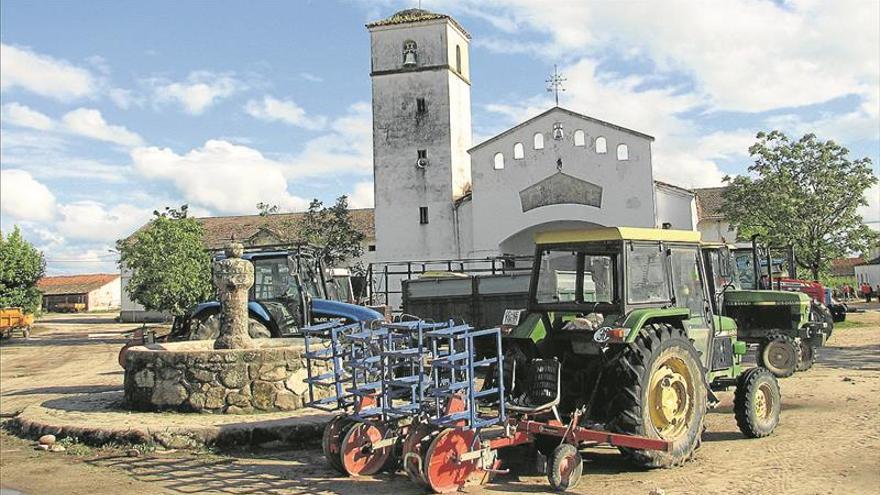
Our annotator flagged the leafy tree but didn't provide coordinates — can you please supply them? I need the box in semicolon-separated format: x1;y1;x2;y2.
117;206;213;316
722;130;878;280
256;202;279;216
299;196;366;269
0;226;46;313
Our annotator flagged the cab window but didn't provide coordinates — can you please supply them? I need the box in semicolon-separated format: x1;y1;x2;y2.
669;247;705;318
253;257;292;300
626;243;670;304
534;248;615;305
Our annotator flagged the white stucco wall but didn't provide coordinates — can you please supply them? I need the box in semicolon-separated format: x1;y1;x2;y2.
654;184;696;231
468;108;656;257
855;264;880;286
87;277;121;311
698;219;737;243
369;19;472;262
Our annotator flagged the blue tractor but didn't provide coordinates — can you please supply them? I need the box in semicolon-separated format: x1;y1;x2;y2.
173;245;382;340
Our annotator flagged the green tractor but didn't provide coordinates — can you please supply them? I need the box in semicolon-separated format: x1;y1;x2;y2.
499;227;781;468
701;241;830;378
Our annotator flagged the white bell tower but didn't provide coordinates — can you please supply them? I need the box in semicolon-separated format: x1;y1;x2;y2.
367;9;473;261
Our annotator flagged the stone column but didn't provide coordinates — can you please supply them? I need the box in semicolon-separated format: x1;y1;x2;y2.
213;242;255;350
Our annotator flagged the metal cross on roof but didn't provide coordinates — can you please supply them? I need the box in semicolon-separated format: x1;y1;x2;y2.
546;64;566;106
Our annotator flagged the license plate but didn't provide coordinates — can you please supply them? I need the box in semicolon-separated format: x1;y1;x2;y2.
502;309;523;327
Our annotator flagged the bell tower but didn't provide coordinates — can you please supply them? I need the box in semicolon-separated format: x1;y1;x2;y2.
367;9;473;261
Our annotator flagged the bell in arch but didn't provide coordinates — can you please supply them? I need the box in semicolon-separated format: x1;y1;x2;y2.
403;50;417;66
552;122;564;141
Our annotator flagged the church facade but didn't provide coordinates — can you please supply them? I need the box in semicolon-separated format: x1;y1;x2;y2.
367;9;696;263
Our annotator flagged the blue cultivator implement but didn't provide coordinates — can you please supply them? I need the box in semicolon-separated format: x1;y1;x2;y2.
302;318;671;493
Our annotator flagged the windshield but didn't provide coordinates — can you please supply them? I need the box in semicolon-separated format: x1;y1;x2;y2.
297;253;325;299
534;248;616;305
253;256;294;301
626;243;670;304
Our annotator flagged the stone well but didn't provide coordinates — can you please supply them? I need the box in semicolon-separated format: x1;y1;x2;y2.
123;339;327;413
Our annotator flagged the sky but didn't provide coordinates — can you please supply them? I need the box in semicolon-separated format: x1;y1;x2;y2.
1;0;878;275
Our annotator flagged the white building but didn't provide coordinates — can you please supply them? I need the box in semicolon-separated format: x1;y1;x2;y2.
367;9;696;263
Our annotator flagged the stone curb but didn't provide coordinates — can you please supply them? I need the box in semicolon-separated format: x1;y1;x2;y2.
4;405;330;450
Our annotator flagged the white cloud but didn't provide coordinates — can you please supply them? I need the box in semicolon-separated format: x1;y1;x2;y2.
244;95;327;130
0;43;96;101
153;71;242;114
0;169;56;222
108;87;143;110
859;183;880;224
454;0;879;113
56;201;150;242
131;140;309;215
299;72;323;83
348;181;375;209
61;108;145;147
0;103;54;130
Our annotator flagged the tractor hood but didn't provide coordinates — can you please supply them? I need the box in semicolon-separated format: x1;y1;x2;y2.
311;298;383;322
723;290;810;306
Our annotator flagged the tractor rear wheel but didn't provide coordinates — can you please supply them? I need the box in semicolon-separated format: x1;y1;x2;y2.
796;340;815;372
810;302;834;340
757;334;800;378
607;323;707;468
734;367;781;438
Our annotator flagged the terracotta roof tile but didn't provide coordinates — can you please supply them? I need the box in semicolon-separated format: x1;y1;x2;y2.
37;274;119;295
694;186;727;221
366;8;471;38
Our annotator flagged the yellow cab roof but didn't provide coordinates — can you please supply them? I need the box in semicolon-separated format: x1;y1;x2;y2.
535;227;702;245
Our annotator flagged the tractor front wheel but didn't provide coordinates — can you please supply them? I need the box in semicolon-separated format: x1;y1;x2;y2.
607;323;707;468
796;340;815;372
757;334;800;378
734;367;781;438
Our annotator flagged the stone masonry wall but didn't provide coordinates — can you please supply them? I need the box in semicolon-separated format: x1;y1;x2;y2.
123;340;328;414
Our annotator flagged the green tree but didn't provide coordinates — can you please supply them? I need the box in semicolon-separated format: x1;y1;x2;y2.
722;130;878;280
300;196;366;269
0;226;46;313
117;206;213;316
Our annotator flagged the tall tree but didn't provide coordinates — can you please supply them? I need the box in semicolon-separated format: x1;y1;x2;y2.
117;206;213;316
722;130;878;280
0;226;46;313
299;196;366;269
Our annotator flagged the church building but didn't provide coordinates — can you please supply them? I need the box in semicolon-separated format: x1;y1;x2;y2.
367;9;696;263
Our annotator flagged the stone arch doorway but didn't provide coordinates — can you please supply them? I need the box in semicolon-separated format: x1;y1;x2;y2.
498;220;605;257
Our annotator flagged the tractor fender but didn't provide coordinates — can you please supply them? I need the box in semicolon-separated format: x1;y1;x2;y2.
311;298;383;323
621;308;691;342
190;301;273;325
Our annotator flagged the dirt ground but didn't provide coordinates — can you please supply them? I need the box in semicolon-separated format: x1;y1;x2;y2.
1;311;879;495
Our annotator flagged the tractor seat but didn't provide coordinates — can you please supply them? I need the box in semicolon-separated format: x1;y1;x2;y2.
505;358;561;416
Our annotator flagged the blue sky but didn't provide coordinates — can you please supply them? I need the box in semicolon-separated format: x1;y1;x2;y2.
1;0;878;274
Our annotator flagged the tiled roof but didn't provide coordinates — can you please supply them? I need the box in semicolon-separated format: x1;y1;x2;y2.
694;186;727;221
366;8;471;38
830;257;866;277
37;274;119;295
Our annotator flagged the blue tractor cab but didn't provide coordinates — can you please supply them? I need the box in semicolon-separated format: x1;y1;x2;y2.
175;245;382;340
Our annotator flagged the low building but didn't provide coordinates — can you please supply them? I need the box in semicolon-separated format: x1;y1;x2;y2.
830;257;866;278
855;256;880;287
694;186;737;243
38;274;121;312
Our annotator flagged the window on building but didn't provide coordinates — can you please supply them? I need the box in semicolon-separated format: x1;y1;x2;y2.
418;149;427;159
455;45;462;73
595;136;607;154
368;244;376;252
533;132;544;150
617;143;629;161
574;129;585;147
416;97;427;114
419;206;429;224
403;40;418;66
494;152;505;170
513;142;524;159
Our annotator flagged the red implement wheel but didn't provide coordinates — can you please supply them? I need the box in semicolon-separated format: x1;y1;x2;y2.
546;443;583;491
322;415;355;474
340;422;391;476
423;428;481;493
402;424;439;486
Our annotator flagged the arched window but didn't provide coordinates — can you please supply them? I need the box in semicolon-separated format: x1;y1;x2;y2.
595;136;607;154
617;143;629;161
455;45;462;73
493;152;505;170
513;142;524;159
403;40;418;66
533;132;544;150
574;129;585;147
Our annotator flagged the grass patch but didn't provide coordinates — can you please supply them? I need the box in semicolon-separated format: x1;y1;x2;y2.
58;437;93;456
834;319;869;329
